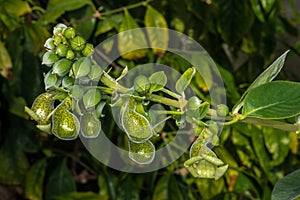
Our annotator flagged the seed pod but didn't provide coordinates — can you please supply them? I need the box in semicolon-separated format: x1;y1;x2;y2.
52;36;62;46
81;43;94;56
128;140;155;164
55;44;68;57
52;59;73;76
216;104;229;117
121;97;153;143
134;75;151;95
63;27;76;39
80;112;101;138
70;36;86;51
31;92;55;125
52;97;79;140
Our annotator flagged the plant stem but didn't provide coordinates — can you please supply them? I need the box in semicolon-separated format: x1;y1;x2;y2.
152;110;183;115
101;0;151;16
148;94;180;108
161;88;181;99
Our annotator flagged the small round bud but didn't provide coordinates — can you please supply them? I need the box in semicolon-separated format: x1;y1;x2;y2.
70;36;86;51
66;49;75;60
53;36;62;46
63;27;76;39
216;104;229;117
187;96;202;110
81;43;94;56
55;44;68;57
53;23;67;36
44;38;55;50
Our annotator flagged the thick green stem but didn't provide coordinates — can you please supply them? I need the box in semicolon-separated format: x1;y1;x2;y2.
101;0;151;16
148;94;180;108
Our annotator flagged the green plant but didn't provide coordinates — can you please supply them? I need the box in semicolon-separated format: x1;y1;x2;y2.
1;0;300;199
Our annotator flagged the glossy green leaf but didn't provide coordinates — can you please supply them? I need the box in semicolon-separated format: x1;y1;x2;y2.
152;173;184;200
95;14;123;36
72;57;91;78
243;81;300;119
0;135;29;185
233;173;259;197
26;23;51;55
116;176;139;200
233;50;289;113
0;41;13;79
251;0;277;22
39;0;92;24
144;5;168;55
128;140;155;164
9;96;28;119
272;168;300;200
45;159;76;199
25;159;47;200
215;0;254;45
83;89;101;110
149;71;167;93
262;127;290;166
175;67;196;94
51;192;106;200
62;76;75;89
88;64;103;81
195;178;225;200
118;9;147;60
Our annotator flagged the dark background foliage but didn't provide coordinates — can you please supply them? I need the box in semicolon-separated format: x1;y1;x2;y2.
0;0;299;199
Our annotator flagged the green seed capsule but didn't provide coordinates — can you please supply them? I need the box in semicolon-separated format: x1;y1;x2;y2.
70;36;86;51
128;140;155;164
63;27;76;39
31;92;55;125
55;44;68;57
80;112;101;138
187;96;202;110
53;36;62;46
81;43;94;56
42;51;59;66
52;97;79;140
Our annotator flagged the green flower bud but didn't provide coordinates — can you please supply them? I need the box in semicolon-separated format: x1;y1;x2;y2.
52;59;73;76
134;75;151;95
42;51;59;66
216;104;229;117
66;49;75;60
53;36;62;46
53;23;67;36
81;43;94;56
55;44;68;57
63;27;76;39
44;38;55;50
70;36;86;51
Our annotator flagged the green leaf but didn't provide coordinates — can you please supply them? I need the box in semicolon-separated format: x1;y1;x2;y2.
95;14;123;36
272;169;300;200
52;192;106;200
242;81;300;119
215;0;254;45
83;89;101;109
144;5;168;55
152;173;184;200
44;71;58;90
45;158;76;199
116;176;139;200
39;0;92;24
25;159;48;200
263;127;290;166
0;133;29;185
52;59;73;77
118;9;147;60
26;23;51;55
195;178;225;199
0;41;13;79
233;173;259;197
175;67;196;94
149;71;167;93
233;50;289;113
251;0;278;22
128;140;155;164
